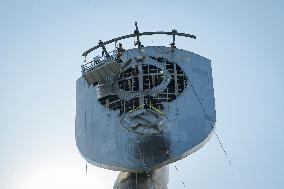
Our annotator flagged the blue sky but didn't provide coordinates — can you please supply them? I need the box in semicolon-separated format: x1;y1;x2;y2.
0;0;283;188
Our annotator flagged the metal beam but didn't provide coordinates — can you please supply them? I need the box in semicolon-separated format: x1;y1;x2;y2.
82;31;196;57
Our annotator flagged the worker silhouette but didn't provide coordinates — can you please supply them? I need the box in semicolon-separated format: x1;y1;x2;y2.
117;43;125;56
116;43;125;63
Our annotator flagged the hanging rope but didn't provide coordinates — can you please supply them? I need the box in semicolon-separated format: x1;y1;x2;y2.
174;165;187;188
188;79;248;189
188;80;232;166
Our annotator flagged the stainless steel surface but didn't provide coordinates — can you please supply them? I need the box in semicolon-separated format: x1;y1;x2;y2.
75;46;216;172
113;166;169;189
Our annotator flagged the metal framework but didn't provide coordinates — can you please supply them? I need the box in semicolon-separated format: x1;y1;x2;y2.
82;22;196;58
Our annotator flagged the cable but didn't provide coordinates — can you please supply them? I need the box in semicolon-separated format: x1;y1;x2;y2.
189;78;247;189
174;165;187;188
189;80;248;189
188;80;232;166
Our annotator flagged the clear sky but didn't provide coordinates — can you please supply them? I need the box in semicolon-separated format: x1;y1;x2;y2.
0;0;283;188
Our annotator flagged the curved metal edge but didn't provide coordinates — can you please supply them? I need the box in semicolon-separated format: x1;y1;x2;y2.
82;31;196;57
76;123;215;173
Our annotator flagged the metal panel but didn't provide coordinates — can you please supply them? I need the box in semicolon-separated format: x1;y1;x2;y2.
75;46;216;173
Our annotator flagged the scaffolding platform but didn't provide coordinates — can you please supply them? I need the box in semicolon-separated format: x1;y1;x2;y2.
81;57;120;85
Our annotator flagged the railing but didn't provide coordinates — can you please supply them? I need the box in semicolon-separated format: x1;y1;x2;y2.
81;50;118;74
81;23;197;76
82;31;196;57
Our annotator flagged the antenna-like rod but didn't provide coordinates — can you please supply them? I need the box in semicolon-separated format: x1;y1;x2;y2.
171;29;177;45
134;22;143;48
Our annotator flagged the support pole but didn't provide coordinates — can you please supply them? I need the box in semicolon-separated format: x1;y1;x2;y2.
113;166;169;189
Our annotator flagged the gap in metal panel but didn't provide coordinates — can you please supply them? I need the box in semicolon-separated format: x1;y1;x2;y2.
98;56;188;115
